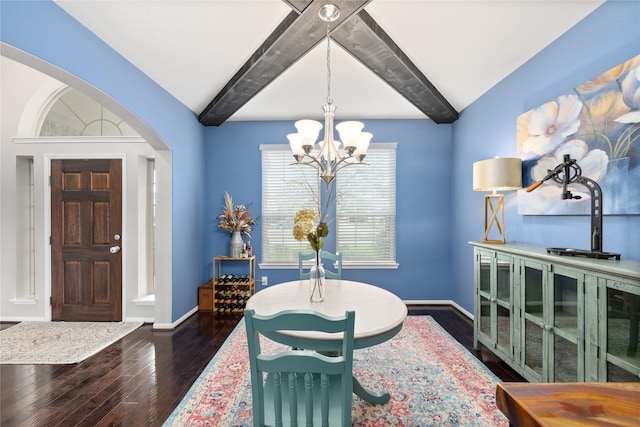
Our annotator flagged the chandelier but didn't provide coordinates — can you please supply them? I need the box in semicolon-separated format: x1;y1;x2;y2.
287;4;372;186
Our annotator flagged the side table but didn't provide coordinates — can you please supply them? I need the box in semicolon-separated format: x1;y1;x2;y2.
496;382;640;426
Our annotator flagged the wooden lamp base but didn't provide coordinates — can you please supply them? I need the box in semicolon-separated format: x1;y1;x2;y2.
483;194;505;244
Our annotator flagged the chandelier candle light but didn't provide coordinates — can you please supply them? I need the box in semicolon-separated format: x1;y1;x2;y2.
287;3;372;186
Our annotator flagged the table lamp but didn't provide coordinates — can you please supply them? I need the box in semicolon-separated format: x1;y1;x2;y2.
473;157;522;243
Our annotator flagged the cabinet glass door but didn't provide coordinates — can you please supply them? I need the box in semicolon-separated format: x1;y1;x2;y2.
479;295;491;338
474;249;513;359
553;334;578;382
551;269;580;382
495;256;512;352
605;284;640;381
553;272;579;333
521;261;545;381
476;251;492;344
479;253;491;293
524;318;544;377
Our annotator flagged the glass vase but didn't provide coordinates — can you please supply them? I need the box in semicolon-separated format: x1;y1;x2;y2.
229;231;243;258
309;261;325;302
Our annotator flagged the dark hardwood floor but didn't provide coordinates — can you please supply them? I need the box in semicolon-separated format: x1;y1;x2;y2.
0;306;524;426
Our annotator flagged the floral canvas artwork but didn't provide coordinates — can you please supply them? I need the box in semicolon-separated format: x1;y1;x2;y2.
517;55;640;215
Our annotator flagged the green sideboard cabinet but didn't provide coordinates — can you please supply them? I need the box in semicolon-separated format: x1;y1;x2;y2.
470;242;640;383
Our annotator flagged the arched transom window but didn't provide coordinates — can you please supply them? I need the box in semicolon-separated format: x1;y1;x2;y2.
40;88;139;137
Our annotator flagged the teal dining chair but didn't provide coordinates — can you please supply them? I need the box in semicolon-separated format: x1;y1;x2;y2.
298;250;342;280
244;309;355;427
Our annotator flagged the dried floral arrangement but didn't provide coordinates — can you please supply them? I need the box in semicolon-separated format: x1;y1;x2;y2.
218;192;257;237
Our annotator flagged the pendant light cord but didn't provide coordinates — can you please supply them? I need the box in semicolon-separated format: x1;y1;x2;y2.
326;21;333;106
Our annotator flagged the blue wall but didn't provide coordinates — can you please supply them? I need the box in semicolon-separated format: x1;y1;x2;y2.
451;0;640;312
1;0;207;322
205;119;454;300
3;0;638;321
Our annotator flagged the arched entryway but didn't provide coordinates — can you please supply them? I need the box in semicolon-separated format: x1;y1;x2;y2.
0;53;172;325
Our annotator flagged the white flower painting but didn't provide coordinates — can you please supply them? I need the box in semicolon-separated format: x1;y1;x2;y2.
517;54;640;215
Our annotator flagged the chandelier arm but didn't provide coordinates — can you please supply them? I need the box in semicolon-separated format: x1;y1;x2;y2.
293;155;330;171
296;149;358;174
333;156;363;175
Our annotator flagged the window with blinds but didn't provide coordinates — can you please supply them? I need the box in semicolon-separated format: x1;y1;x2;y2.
261;145;320;264
336;143;397;265
261;143;397;267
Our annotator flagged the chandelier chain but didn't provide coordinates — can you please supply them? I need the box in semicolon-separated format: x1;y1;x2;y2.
326;20;332;106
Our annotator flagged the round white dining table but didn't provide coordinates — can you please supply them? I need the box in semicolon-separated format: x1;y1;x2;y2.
245;279;408;404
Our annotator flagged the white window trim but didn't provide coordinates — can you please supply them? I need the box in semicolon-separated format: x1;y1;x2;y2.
260;143;398;269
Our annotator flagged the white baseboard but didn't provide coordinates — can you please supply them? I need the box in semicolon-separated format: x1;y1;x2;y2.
1;316;157;323
9;298;37;305
0;316;48;322
152;306;198;330
124;317;154;324
450;301;473;320
3;302;474;326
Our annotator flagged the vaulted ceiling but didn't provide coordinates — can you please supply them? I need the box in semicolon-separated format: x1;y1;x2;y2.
54;0;604;125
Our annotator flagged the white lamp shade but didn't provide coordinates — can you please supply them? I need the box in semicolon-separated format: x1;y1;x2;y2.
354;132;373;155
473;157;522;191
294;119;322;147
287;133;304;155
336;121;365;149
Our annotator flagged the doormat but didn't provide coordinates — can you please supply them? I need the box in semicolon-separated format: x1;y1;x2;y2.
164;316;508;426
0;321;143;364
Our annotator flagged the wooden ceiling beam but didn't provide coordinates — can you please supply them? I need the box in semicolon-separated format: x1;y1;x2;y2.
199;0;458;126
331;10;458;124
198;1;370;126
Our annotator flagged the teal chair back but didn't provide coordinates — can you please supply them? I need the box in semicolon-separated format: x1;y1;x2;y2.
244;309;355;427
298;250;342;280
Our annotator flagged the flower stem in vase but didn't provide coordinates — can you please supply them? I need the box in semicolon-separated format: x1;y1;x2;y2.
309;252;325;302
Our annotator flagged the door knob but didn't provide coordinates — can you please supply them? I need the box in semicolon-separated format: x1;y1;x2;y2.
110;246;121;254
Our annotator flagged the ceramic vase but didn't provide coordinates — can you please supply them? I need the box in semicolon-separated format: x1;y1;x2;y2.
229;231;243;258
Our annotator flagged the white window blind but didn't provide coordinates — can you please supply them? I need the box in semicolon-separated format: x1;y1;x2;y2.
336;143;397;264
261;145;319;264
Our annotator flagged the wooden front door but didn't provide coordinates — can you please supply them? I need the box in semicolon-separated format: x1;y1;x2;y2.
51;159;123;321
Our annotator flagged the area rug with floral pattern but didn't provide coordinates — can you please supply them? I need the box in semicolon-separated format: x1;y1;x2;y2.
0;321;143;364
164;316;508;426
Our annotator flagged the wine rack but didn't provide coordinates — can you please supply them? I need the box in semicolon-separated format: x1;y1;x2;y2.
212;256;256;314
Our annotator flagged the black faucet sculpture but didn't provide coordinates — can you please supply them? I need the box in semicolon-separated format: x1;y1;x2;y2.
526;154;620;260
